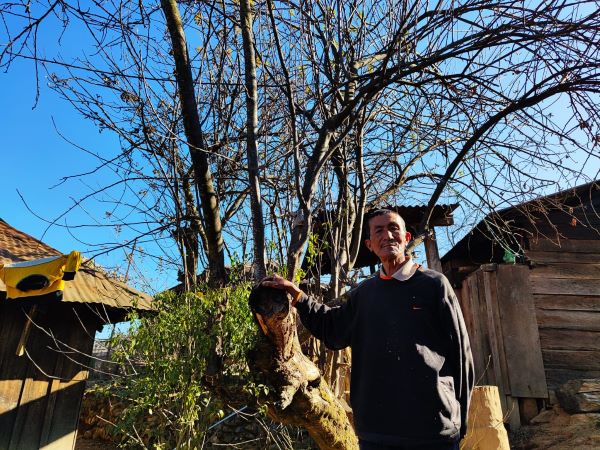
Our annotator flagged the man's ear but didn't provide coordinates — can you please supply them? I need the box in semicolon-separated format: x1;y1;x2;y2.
405;231;412;242
365;239;373;252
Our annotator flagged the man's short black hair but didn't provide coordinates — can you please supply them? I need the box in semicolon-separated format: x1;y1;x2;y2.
364;208;406;239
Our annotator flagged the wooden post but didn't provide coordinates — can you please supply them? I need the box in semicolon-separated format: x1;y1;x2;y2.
424;228;443;272
461;385;511;450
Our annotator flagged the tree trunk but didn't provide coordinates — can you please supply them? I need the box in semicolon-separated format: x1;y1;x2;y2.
248;285;358;450
161;0;226;285
239;0;267;280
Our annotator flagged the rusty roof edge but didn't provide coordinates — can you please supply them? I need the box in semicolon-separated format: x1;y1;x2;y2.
0;220;153;311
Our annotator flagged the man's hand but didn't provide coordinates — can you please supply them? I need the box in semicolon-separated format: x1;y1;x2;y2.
260;274;303;304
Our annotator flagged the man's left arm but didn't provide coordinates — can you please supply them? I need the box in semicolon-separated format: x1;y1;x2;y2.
440;276;475;439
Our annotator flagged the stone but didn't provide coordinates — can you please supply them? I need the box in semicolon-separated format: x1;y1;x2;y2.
570;413;600;426
556;379;600;413
530;409;555;424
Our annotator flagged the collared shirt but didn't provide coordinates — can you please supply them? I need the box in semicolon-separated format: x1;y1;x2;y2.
380;257;419;281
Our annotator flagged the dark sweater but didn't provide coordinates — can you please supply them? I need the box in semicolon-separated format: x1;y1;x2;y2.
295;268;474;445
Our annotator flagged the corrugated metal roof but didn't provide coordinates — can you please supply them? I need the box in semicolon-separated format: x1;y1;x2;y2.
0;219;152;310
305;204;459;274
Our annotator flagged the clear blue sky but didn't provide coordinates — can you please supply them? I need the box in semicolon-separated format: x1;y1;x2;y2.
0;57;143;338
0;54;181;299
1;60;106;241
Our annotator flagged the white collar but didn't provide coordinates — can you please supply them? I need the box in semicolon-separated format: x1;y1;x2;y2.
380;258;419;281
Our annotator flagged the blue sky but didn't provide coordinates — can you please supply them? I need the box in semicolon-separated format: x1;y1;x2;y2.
0;60;106;246
0;58;139;337
0;56;180;297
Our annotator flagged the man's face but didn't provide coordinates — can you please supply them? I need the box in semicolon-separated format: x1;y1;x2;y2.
365;213;412;262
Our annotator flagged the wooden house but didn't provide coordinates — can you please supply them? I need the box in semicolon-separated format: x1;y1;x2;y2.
442;181;600;429
0;219;152;449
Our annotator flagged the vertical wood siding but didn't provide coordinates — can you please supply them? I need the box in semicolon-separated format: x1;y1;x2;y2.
0;303;96;449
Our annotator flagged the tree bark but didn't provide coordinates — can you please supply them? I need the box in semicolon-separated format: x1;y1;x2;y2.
248;285;358;450
161;0;226;285
239;0;267;280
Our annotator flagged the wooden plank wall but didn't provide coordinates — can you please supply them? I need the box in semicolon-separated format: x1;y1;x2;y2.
0;303;96;450
527;239;600;391
455;264;548;429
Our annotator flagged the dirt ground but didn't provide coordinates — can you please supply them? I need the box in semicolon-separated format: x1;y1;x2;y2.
509;405;600;450
76;406;600;450
75;438;119;450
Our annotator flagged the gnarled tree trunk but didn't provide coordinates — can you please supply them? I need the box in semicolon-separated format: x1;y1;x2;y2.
248;285;358;450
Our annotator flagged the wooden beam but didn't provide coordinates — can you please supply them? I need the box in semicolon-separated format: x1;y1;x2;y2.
529;239;600;253
534;294;600;312
539;328;600;351
536;309;600;331
15;305;37;357
424;228;442;272
529;263;600;280
527;250;600;264
531;278;600;296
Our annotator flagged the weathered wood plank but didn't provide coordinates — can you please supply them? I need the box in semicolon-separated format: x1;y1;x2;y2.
40;310;70;448
496;265;548;398
483;270;512;396
533;294;600;312
536;309;600;331
539;328;600;351
424;230;443;272
0;307;31;448
529;263;600;280
542;349;600;370
1;304;100;450
470;272;496;387
530;278;600;296
519;210;600;230
526;224;600;241
8;305;56;449
9;375;48;449
528;239;600;253
526;250;600;264
520;398;540;424
475;270;509;418
545;369;600;391
43;307;93;450
505;395;522;431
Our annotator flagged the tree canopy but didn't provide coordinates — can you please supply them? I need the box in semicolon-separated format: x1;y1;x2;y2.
2;0;599;289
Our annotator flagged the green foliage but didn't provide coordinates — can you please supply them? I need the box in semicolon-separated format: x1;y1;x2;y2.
108;282;258;448
502;248;517;264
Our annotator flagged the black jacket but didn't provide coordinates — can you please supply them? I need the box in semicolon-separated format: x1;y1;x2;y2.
295;268;474;445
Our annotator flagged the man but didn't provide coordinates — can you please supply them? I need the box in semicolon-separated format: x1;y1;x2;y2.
262;209;474;449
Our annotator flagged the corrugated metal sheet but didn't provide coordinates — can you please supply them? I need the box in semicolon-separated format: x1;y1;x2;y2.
0;219;152;310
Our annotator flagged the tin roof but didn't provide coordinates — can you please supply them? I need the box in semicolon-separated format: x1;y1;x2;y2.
0;219;152;310
305;203;459;274
441;180;600;266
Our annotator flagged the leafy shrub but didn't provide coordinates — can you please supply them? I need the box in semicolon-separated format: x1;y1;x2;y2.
107;282;258;448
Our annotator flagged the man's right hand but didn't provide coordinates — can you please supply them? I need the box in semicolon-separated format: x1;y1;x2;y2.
260;274;303;304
